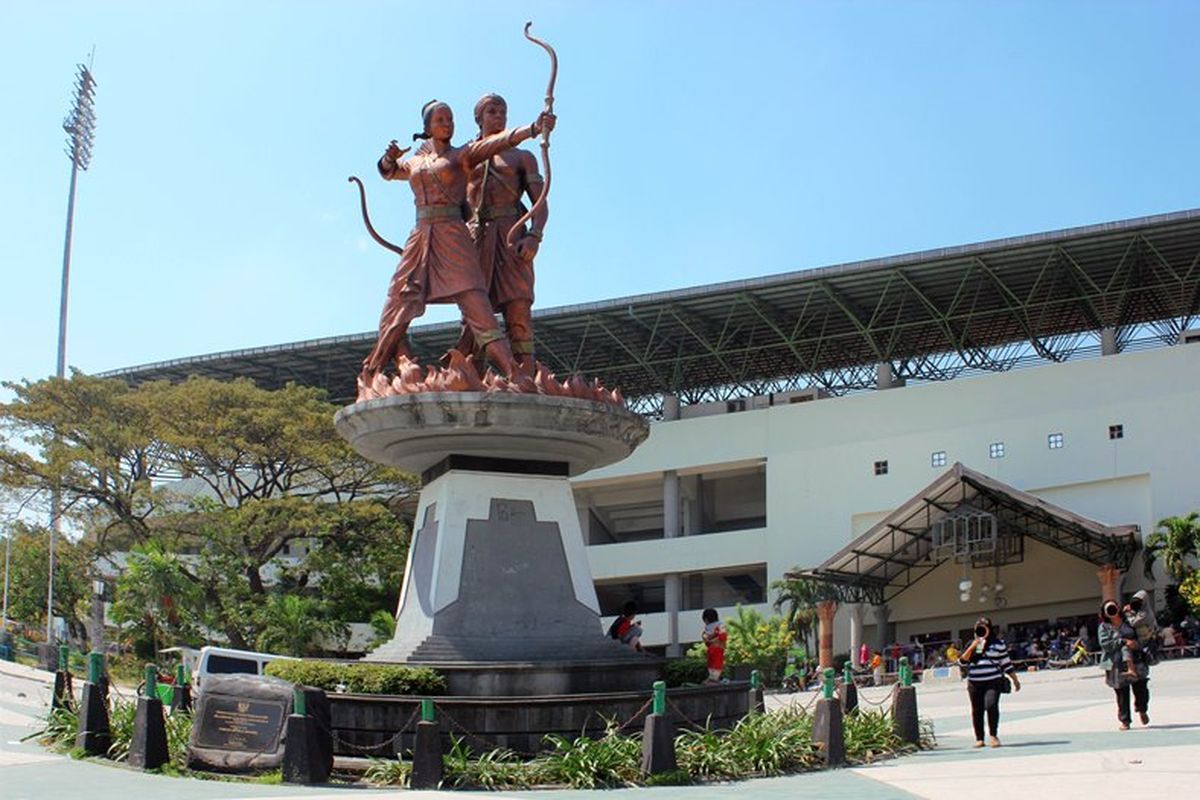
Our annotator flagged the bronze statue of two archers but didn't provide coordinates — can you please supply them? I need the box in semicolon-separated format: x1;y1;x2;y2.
351;24;603;403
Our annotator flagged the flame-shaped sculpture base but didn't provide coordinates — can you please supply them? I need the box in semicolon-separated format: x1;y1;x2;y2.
357;353;624;406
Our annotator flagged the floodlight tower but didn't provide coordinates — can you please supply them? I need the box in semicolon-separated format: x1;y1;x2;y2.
47;60;97;644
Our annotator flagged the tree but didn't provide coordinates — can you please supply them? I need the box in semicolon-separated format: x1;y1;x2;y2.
110;540;202;658
770;575;840;656
1;373;417;649
1143;512;1200;583
255;594;347;657
189;497;409;648
367;609;397;650
1179;572;1200;617
1;522;90;642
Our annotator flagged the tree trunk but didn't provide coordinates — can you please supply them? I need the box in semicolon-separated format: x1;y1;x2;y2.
247;565;266;595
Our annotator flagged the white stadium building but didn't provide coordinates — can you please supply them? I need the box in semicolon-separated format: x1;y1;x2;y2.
105;209;1200;659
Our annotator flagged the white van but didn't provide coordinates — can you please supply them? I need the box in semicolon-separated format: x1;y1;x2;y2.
193;645;294;694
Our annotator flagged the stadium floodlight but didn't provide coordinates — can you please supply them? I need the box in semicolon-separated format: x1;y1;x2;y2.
63;65;97;172
47;58;98;645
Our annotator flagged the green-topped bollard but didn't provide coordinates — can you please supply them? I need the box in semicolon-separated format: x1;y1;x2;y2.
813;667;845;765
129;663;168;770
748;669;765;714
76;651;110;755
409;697;443;790
283;684;331;785
171;663;192;713
892;656;920;745
839;661;859;715
51;645;73;711
641;680;677;775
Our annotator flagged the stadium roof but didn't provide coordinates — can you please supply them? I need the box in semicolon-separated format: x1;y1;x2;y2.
103;209;1200;413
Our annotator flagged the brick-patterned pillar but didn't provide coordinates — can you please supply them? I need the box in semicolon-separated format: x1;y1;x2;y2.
817;600;839;670
1097;564;1123;603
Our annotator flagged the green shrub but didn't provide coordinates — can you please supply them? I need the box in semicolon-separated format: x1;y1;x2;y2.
442;736;530;790
535;722;641;789
26;705;78;750
30;695;192;771
364;757;412;787
264;660;446;695
664;657;708;687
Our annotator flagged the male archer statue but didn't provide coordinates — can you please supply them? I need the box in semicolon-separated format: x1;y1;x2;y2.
452;93;548;374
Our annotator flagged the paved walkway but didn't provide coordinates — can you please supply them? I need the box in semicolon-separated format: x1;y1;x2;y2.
2;657;1197;799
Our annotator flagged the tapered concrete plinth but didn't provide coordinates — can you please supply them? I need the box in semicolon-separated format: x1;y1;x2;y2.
334;393;654;695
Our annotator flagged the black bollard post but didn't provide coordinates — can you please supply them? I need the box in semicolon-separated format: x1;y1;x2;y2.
838;662;859;715
282;686;331;785
51;645;73;711
891;657;920;745
812;667;845;767
128;664;169;770
410;698;443;789
747;669;765;714
170;664;192;713
76;651;110;756
640;681;677;775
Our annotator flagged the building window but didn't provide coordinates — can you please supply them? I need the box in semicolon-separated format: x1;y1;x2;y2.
1047;432;1064;449
931;451;947;468
1109;424;1124;440
989;442;1005;459
874;460;888;476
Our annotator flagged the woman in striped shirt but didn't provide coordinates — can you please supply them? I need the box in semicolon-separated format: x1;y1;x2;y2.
959;616;1021;747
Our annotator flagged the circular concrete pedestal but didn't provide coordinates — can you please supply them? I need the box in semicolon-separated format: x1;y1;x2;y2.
334;392;649;477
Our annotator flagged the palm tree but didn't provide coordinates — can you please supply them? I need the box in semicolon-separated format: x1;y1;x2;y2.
367;609;396;650
111;541;200;658
1143;512;1200;583
771;576;832;656
256;594;347;657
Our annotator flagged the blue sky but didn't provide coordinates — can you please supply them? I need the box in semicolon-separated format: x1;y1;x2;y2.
1;1;1198;390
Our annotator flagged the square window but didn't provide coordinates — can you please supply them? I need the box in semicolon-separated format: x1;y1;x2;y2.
931;451;947;468
1109;424;1124;440
989;442;1005;459
1048;432;1064;449
873;460;888;476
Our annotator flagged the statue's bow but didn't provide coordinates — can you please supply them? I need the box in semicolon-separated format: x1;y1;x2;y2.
507;21;558;249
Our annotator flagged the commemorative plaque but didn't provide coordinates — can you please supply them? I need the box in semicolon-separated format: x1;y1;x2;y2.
187;674;293;773
194;694;287;752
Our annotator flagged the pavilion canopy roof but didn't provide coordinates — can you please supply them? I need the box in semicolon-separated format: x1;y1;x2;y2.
791;462;1140;605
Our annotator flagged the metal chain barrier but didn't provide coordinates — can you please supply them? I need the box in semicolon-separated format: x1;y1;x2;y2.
313;704;420;756
613;697;654;734
435;703;541;759
663;697;713;731
776;689;821;714
854;683;899;709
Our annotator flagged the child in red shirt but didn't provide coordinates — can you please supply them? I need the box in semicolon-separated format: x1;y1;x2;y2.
701;608;727;684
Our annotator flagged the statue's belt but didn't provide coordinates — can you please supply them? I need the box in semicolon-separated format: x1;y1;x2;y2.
477;203;526;222
415;205;467;221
